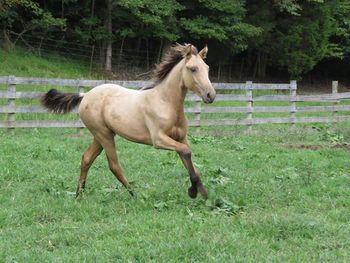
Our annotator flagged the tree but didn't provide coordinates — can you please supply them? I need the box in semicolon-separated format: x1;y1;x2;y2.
179;0;260;53
245;0;335;79
0;0;65;49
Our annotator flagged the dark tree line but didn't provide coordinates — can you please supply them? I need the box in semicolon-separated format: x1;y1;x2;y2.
1;0;350;81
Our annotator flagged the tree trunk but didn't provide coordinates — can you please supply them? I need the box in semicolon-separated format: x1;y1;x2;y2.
259;53;267;79
99;40;106;68
157;39;163;63
118;36;125;69
2;29;13;50
239;57;245;80
105;0;112;72
146;38;150;70
217;62;221;81
89;0;95;34
245;49;253;78
253;52;260;80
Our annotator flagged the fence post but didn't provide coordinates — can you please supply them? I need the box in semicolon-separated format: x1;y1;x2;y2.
77;85;84;136
194;97;201;133
245;81;253;132
290;80;297;128
7;75;16;134
332;81;338;120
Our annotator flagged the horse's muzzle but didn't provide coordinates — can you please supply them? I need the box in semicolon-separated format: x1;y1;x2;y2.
202;91;216;104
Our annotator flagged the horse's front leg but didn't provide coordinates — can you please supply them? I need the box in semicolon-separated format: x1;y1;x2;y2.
153;134;208;199
176;139;206;199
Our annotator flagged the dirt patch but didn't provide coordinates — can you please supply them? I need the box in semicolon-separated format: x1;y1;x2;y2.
285;143;350;152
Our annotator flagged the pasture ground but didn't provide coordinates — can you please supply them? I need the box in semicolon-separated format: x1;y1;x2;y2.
1;125;350;262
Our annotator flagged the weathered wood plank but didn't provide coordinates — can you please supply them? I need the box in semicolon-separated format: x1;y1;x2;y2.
252;83;291;90
297;105;350;112
201;116;350;126
0;120;85;128
201;106;249;113
201;119;250;126
337;92;350;100
2;115;350;128
0;76;9;83
0;91;43;99
254;106;290;113
0;105;79;113
213;83;246;90
0;76;152;88
254;95;291;101
3;105;350;115
186;94;249;101
0;76;293;90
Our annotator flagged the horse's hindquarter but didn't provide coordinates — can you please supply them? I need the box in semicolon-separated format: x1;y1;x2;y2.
79;84;152;144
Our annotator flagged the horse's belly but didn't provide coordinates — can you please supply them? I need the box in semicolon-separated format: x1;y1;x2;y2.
104;98;152;145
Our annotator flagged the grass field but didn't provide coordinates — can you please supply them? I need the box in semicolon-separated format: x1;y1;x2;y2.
1;46;350;262
1;125;350;262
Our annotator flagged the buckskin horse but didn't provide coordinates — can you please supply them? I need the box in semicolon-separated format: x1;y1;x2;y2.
41;43;216;199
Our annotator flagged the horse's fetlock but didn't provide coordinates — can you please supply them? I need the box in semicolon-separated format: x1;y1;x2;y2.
191;176;200;185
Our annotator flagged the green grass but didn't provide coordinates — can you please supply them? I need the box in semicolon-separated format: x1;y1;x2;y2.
1;47;350;261
0;47;96;79
1;126;350;262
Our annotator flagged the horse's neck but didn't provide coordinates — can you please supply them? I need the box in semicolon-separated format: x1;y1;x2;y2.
154;60;187;109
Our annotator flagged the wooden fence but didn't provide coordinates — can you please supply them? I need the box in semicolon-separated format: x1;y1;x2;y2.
1;76;350;132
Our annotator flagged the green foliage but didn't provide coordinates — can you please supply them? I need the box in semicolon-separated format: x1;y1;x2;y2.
330;0;350;57
115;0;183;41
0;0;65;34
1;0;350;79
180;0;261;53
247;0;335;78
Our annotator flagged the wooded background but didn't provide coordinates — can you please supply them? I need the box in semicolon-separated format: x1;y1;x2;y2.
1;0;350;83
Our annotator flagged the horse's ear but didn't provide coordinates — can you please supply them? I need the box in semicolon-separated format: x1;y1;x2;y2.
185;44;193;60
199;45;208;59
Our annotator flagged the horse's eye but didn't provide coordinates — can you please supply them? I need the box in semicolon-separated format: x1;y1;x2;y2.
190;68;197;73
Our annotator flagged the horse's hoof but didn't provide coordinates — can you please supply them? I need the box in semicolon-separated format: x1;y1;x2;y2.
75;187;82;198
188;186;198;199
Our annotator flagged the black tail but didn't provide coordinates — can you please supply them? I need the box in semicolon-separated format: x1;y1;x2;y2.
40;89;83;114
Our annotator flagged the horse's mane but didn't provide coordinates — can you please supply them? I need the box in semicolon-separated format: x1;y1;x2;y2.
142;43;198;90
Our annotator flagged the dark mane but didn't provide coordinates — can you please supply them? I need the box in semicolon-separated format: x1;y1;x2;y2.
142;43;198;90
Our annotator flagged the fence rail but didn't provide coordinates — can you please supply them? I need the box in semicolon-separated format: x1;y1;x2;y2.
1;76;349;131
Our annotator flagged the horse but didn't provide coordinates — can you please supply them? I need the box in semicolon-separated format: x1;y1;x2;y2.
40;43;216;199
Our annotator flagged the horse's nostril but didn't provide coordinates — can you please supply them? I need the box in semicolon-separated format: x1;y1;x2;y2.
207;92;211;99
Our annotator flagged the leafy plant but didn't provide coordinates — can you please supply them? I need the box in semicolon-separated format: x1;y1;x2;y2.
212;197;245;216
316;125;345;144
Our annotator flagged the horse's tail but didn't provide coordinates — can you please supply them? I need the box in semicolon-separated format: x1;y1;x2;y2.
40;89;84;114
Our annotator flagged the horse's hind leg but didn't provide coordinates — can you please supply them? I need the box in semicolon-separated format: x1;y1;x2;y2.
76;138;103;197
97;133;134;196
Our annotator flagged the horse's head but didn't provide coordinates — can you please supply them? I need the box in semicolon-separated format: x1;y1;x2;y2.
182;45;216;104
